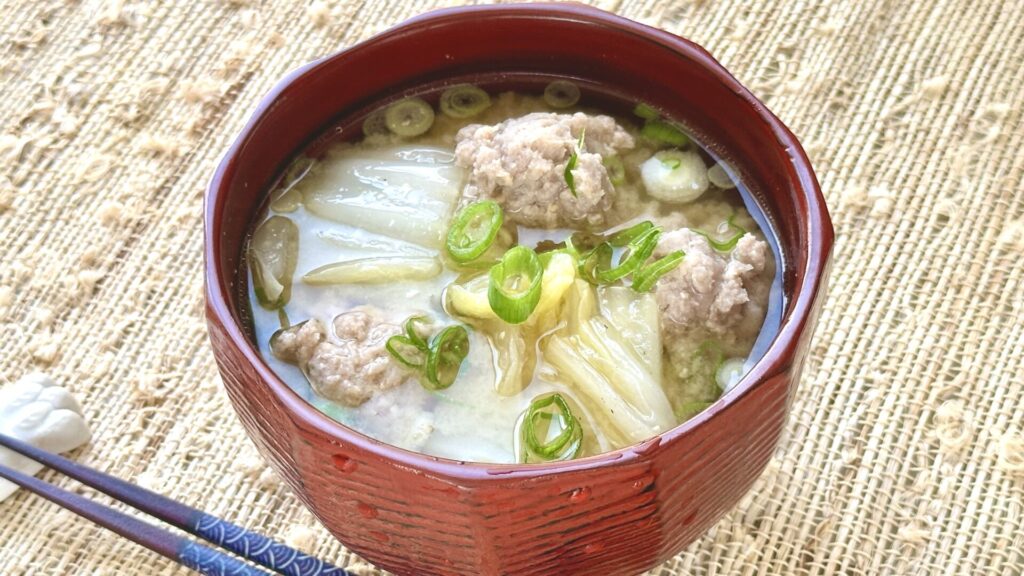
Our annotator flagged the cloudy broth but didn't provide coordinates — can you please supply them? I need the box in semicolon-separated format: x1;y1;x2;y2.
243;79;783;464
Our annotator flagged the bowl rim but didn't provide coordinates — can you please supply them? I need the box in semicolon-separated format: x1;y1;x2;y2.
205;2;833;482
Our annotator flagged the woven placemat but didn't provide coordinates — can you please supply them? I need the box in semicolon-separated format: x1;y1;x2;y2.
1;0;1021;574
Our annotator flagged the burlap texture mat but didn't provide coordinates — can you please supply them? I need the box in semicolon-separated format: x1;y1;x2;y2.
1;0;1021;574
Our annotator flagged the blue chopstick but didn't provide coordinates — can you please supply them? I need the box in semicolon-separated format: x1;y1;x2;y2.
0;461;269;576
0;434;349;576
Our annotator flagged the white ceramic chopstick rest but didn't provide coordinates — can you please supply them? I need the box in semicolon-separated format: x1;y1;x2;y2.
0;373;91;502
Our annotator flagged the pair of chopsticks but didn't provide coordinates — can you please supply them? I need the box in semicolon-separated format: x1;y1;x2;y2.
0;434;350;576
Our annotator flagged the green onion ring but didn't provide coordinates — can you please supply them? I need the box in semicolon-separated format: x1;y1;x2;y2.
633;102;659;120
694;214;747;252
386;335;427;369
595;228;662;284
577;242;613;284
384;97;435;137
608;221;655;247
446;200;504;263
521;393;583;462
544;80;581;109
404;315;432;350
488;246;544;324
439;84;492;118
632;250;685;292
424;325;470;390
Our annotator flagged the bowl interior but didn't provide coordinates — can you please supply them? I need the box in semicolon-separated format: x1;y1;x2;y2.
206;4;829;469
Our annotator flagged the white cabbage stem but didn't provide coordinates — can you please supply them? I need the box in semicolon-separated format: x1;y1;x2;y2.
303;256;442;285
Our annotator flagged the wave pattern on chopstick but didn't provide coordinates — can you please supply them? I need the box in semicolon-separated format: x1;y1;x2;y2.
192;514;348;576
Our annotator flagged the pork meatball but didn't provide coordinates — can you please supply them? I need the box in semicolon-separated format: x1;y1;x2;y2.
654;229;770;347
454;112;635;229
271;307;409;407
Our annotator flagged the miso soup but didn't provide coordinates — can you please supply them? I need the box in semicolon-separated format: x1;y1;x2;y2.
245;80;782;464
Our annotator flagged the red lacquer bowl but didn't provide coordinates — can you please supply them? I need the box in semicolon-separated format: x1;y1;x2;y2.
204;4;833;575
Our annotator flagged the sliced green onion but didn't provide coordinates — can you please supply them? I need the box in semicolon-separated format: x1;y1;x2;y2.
488;246;543;324
386;335;427;369
641;119;689;147
362;107;389;137
569;221;664;285
661;157;681;170
439;84;491;118
520;393;583;463
595;228;661;283
632;250;685;292
424;325;470;390
384;97;435;137
695;214;747;252
544;80;580;109
567;220;655;253
608;221;655;247
388;318;470;390
564;129;586;197
249;215;299;310
446;200;504;263
564;155;578;197
633;102;659;120
603;155;626;186
576;242;611;284
404;315;432;350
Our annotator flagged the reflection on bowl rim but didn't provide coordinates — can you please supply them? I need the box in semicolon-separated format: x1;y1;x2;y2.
205;2;832;481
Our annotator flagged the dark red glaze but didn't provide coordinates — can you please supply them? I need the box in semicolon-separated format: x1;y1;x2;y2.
204;4;833;575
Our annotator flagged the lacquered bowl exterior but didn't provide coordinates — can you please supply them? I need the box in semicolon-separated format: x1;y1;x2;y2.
204;5;833;575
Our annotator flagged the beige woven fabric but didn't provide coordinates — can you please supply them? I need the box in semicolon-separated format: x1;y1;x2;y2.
1;0;1021;574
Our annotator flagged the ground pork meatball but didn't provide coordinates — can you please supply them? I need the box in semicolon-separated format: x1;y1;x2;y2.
654;229;772;410
269;319;323;365
270;307;408;407
454;112;635;229
654;229;770;345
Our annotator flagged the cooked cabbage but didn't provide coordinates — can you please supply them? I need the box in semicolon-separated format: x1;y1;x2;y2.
300;146;464;247
597;286;661;378
303;256;441;285
543;280;675;446
446;252;576;395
